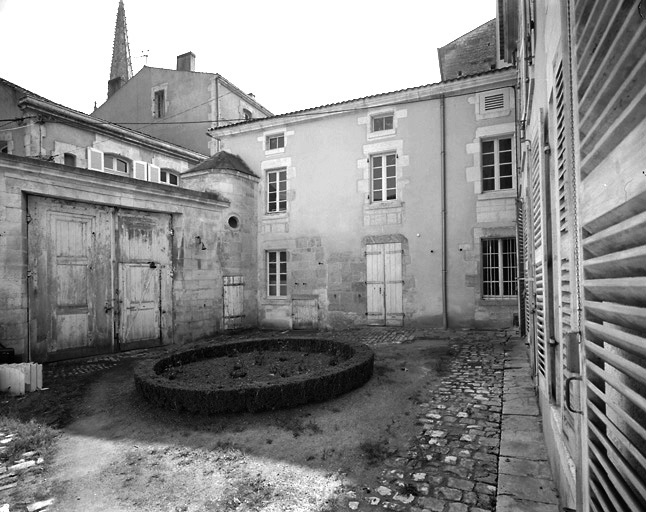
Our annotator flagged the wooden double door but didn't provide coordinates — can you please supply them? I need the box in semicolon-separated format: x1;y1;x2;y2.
366;243;404;326
27;196;171;361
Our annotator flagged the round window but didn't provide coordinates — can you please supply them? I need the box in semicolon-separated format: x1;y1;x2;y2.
227;216;240;229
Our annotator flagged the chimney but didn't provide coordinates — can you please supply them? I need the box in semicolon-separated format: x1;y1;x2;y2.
108;77;125;99
177;52;196;72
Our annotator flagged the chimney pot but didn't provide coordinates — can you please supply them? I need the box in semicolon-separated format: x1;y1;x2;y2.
177;52;196;72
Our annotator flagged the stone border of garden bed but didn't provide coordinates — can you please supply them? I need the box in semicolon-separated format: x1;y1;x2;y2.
133;338;375;414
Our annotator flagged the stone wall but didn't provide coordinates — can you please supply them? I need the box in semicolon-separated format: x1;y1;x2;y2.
438;19;497;81
0;154;230;360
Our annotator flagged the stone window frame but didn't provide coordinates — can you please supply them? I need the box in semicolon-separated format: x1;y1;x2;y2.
266;167;288;214
466;123;516;196
474;88;512;120
151;84;168;119
104;153;130;174
264;131;285;155
481;237;518;298
370;151;398;203
159;169;180;186
360;107;407;141
266;249;288;298
481;136;514;192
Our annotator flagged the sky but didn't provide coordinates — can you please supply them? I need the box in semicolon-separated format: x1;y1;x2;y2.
0;0;495;116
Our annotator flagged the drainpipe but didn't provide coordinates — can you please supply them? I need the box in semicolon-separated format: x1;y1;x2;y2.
440;95;448;329
214;76;221;152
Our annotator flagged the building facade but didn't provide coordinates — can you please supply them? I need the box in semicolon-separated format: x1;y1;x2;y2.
210;68;519;331
92;56;273;156
515;0;646;510
0;79;258;362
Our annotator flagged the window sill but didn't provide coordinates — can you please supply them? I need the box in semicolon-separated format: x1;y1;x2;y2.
365;200;403;210
367;128;396;140
263;211;288;220
478;189;516;200
479;297;518;306
265;147;285;156
261;296;290;304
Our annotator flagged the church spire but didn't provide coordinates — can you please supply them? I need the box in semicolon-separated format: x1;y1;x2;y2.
107;0;133;99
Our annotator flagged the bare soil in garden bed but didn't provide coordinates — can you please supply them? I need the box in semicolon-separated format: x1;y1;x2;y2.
161;349;341;385
1;331;457;512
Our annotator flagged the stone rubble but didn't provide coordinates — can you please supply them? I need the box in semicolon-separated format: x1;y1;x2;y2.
0;432;53;512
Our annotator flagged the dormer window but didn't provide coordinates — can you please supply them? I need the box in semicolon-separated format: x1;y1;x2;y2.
243;108;253;121
104;154;129;173
372;113;394;132
159;169;179;186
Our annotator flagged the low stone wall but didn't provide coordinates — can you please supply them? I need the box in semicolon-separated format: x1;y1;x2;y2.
134;338;374;413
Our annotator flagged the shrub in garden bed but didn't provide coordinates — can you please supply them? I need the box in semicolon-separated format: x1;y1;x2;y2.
134;338;374;414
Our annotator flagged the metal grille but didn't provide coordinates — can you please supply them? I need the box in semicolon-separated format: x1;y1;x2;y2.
482;238;517;298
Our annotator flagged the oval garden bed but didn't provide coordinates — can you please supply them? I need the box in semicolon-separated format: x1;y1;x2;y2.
134;338;374;414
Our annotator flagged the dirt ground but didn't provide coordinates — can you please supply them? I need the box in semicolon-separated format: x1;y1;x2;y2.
3;336;455;512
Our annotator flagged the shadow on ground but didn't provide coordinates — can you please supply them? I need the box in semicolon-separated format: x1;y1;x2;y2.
2;332;460;512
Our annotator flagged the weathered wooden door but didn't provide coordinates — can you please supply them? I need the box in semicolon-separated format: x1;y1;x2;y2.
223;276;244;330
366;243;403;326
27;196;113;361
292;296;318;330
117;211;171;350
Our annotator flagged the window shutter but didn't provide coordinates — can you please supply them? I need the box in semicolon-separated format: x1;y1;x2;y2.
133;161;147;180
87;147;104;171
148;164;160;183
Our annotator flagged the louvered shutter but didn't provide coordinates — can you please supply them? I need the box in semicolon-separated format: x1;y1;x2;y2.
530;136;547;378
148;164;160;183
87;147;104;171
554;62;573;334
133;161;147;180
572;1;646;509
516;200;527;336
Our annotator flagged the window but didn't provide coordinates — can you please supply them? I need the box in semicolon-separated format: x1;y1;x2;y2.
63;153;76;167
104;154;129;173
0;141;8;154
482;238;517;297
266;133;284;150
243;108;253;121
160;170;179;186
482;137;513;191
372;113;394;132
267;250;287;297
154;89;165;118
371;153;397;202
267;169;287;212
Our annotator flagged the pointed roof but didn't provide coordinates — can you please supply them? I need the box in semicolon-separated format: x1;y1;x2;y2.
109;0;133;94
187;151;257;177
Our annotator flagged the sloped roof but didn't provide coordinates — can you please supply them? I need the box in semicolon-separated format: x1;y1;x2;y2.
209;66;515;132
0;76;207;161
188;151;256;176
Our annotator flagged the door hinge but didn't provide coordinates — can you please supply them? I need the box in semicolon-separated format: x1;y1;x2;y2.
168;228;174;236
26;213;32;224
26;269;34;278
